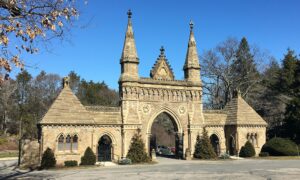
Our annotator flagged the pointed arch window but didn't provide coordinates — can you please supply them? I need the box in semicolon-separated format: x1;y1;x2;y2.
72;135;78;151
65;135;71;151
58;134;64;151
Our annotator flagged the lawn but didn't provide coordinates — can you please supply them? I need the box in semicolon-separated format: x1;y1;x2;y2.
0;151;18;158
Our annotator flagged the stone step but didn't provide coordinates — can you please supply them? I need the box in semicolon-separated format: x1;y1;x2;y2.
95;161;118;167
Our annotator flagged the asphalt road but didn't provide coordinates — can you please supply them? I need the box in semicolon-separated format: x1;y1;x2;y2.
1;157;300;180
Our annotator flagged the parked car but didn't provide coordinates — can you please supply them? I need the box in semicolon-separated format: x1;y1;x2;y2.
169;147;176;154
156;145;173;155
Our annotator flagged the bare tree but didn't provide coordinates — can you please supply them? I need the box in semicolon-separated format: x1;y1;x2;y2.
0;78;16;134
201;37;238;108
0;0;84;83
201;37;268;109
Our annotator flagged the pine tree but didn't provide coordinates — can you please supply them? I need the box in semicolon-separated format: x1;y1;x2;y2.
193;134;202;158
80;147;96;165
279;49;298;93
126;133;150;163
193;128;217;159
40;147;56;169
239;141;256;157
232;37;259;98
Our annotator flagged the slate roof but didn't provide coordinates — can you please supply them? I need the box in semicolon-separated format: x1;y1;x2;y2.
203;110;227;126
40;86;95;125
223;94;267;126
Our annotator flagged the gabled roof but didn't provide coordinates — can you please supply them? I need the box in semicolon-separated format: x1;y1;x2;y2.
40;85;95;125
150;46;174;80
224;93;267;126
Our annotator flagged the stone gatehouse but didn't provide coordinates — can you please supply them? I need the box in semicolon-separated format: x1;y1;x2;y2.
39;10;267;165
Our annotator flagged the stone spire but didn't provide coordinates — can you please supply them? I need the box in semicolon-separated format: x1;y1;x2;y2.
121;9;139;64
120;9;139;81
183;21;201;83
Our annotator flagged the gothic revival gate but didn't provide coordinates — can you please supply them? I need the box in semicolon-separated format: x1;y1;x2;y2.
119;10;204;159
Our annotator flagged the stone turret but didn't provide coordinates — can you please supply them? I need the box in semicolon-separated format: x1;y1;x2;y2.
120;9;139;82
183;21;201;83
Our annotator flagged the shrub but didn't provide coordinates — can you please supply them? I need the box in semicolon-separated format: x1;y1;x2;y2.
126;133;150;163
64;160;78;167
40;147;56;169
118;158;132;165
194;128;217;159
259;152;269;157
261;137;298;156
80;147;96;165
219;152;230;159
239;141;256;157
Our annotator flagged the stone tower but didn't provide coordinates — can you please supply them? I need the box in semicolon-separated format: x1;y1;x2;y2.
183;21;201;84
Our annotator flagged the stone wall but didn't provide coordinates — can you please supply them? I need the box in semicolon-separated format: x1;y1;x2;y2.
41;125;122;165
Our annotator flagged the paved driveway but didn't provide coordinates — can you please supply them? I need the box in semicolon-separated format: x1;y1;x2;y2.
1;157;300;179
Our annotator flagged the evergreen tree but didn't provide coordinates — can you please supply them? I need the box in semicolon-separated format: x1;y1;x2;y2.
193;134;202;158
278;49;298;94
126;133;150;163
80;147;96;165
40;147;56;169
239;141;256;157
232;37;259;99
193;128;217;159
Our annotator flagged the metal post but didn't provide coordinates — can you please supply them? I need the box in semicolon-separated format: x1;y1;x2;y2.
18;116;22;166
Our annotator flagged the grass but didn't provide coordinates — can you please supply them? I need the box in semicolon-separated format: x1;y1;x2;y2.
0;151;18;158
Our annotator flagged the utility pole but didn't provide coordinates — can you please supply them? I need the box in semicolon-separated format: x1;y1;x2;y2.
18;115;22;166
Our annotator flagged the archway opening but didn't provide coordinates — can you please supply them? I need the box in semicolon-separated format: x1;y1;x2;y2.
98;135;112;162
210;134;220;156
229;135;236;156
150;112;182;159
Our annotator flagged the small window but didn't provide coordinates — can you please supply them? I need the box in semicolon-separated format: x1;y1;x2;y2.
58;134;64;151
72;135;78;151
65;135;71;151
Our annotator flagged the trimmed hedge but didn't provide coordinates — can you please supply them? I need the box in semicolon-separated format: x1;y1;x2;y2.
239;141;256;157
261;137;298;156
259;152;269;157
118;158;132;165
40;147;56;169
64;160;78;167
80;147;96;165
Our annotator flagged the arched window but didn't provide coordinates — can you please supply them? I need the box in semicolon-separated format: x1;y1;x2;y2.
254;133;258;147
72;135;78;151
58;134;64;151
65;135;71;151
247;133;250;141
250;133;254;144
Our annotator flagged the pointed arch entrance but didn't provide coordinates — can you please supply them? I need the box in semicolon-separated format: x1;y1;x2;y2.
147;110;183;159
210;134;220;156
98;135;112;161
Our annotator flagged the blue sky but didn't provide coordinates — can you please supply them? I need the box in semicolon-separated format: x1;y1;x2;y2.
20;0;300;90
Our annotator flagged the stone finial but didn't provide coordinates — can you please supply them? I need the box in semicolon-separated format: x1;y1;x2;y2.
189;20;194;31
63;76;69;88
233;89;241;98
159;46;165;58
127;9;132;18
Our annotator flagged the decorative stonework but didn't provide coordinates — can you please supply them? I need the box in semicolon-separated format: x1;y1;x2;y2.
150;46;175;81
38;11;267;166
178;106;186;115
